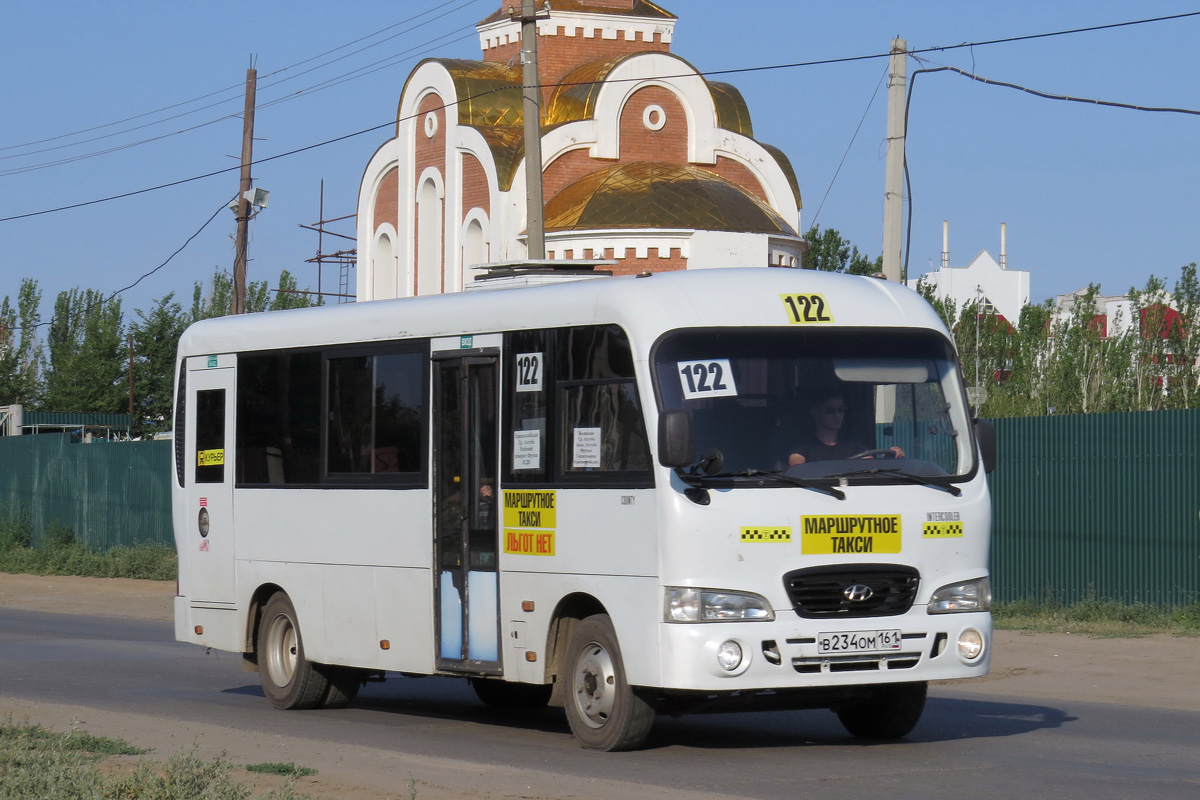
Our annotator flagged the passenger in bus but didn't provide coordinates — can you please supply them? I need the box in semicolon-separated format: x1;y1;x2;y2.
787;390;903;465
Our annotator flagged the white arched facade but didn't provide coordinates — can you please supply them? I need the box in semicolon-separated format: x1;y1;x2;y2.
373;224;399;299
416;166;446;296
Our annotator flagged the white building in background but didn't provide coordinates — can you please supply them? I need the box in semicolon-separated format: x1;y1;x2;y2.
906;222;1030;323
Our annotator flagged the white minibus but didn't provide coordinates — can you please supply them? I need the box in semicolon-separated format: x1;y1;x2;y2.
172;266;994;751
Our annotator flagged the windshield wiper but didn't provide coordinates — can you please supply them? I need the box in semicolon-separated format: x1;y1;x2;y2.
827;466;962;497
698;469;845;500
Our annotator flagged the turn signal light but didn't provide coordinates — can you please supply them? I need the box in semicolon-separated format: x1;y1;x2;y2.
525;651;537;662
380;640;391;650
194;625;203;635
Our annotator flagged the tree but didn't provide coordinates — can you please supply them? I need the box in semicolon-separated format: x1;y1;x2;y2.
270;269;321;310
802;226;883;275
191;268;318;320
0;278;44;407
1161;263;1198;410
42;289;126;414
129;293;189;437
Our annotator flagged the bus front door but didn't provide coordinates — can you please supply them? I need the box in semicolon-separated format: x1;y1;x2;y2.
432;354;501;673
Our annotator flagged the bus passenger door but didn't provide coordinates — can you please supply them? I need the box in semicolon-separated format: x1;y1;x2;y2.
183;355;236;605
432;352;501;673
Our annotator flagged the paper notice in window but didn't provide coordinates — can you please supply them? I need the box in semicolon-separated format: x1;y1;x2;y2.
572;427;602;469
513;430;541;470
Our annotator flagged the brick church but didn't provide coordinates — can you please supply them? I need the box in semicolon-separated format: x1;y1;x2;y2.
355;0;806;299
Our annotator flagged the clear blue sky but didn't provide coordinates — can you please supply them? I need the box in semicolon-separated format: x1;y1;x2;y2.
3;0;1198;327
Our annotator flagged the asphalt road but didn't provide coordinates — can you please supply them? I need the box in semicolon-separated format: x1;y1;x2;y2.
2;607;1199;800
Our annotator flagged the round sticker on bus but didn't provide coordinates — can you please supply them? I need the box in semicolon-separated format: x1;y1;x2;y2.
677;359;738;400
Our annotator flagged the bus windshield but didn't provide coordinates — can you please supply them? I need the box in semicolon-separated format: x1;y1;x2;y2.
653;328;976;482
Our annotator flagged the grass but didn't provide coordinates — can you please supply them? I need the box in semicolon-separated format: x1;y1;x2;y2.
0;506;176;581
0;719;334;800
994;595;1200;637
247;763;318;779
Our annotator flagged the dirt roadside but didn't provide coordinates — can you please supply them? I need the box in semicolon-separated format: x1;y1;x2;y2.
2;573;1199;800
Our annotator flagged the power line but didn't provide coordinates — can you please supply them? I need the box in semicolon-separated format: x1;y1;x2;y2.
0;24;481;178
910;60;1200;116
4;9;1200;224
0;0;486;159
0;87;500;223
808;66;888;231
12;196;235;334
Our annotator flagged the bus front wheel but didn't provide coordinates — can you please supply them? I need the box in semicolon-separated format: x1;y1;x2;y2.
258;592;330;710
835;681;927;739
563;614;655;751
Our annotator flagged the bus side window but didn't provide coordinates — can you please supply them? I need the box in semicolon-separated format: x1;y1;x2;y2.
556;325;651;478
195;389;225;484
559;380;649;473
505;330;549;482
326;349;426;478
236;352;321;485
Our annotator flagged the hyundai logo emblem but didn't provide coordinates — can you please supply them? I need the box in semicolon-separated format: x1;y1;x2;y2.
843;584;874;602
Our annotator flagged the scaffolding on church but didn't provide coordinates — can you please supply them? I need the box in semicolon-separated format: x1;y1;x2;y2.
296;180;357;304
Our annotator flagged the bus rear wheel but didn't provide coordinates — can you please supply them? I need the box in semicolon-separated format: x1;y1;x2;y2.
563;614;655;751
835;681;927;739
318;666;363;709
258;592;330;710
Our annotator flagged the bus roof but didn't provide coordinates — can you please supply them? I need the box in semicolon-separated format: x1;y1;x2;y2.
176;267;948;358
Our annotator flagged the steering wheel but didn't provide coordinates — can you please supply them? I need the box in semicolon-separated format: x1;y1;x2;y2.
849;448;900;460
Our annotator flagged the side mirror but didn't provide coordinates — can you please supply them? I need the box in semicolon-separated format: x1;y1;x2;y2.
974;418;996;474
657;408;695;468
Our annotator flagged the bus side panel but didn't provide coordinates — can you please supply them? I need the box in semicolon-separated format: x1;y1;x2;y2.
234;489;434;670
499;573;662;687
235;489;432;568
498;488;661;685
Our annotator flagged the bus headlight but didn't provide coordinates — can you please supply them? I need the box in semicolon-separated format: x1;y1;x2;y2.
664;588;775;622
928;577;992;614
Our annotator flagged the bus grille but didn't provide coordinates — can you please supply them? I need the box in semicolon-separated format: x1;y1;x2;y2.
783;564;920;618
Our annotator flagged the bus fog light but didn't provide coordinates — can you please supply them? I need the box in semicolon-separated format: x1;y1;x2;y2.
957;628;984;660
716;640;743;671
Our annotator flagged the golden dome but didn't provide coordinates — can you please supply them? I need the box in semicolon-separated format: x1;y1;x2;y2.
545;55;753;136
543;162;797;234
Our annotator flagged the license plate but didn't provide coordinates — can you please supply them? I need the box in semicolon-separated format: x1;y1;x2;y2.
817;629;903;655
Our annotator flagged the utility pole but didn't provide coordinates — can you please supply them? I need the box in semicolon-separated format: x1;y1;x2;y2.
882;37;907;282
232;67;257;314
519;0;545;260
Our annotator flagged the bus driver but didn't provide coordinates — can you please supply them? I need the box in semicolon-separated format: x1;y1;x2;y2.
787;390;904;465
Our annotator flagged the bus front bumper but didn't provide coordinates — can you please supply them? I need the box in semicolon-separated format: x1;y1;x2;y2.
657;611;991;693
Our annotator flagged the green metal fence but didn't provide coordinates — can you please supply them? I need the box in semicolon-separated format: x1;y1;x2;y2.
1;412;1198;605
990;410;1200;607
0;434;172;550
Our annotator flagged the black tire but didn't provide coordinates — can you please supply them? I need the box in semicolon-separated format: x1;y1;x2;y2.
563;614;655;751
257;592;330;710
318;666;363;709
835;681;927;739
470;678;552;709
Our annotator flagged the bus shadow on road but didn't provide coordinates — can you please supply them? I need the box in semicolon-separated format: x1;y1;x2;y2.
223;678;1073;750
649;695;1075;750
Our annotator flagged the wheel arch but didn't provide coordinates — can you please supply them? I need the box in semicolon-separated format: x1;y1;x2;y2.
243;582;286;661
543;592;607;688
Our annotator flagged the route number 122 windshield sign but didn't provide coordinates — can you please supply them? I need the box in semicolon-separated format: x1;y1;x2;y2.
678;359;738;400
